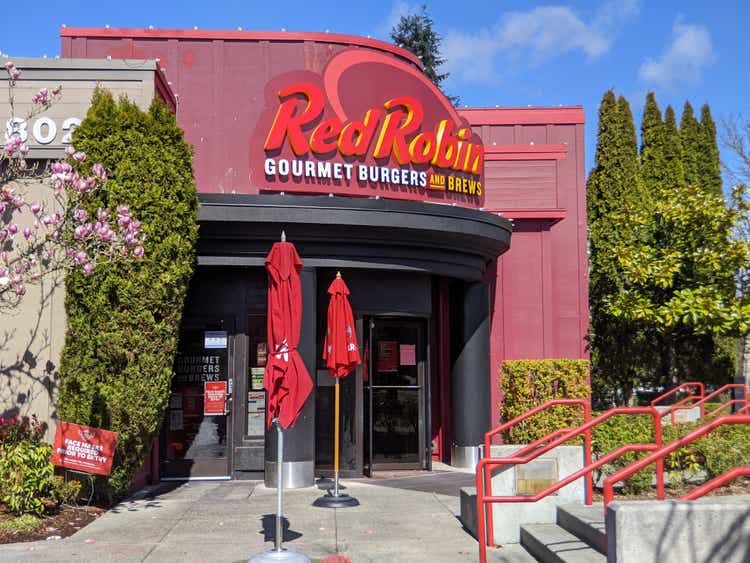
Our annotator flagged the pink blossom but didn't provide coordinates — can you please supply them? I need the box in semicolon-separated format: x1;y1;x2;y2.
72;151;86;162
0;230;7;242
74;208;88;222
75;250;87;265
133;246;145;258
8;224;17;235
30;203;41;214
97;208;109;221
0;203;5;214
11;274;21;285
64;146;75;157
52;86;62;95
19;143;29;155
14;285;25;296
10;68;20;81
65;247;75;258
83;262;94;275
23;228;32;240
18;159;27;170
4;61;13;71
92;163;106;179
1;252;7;263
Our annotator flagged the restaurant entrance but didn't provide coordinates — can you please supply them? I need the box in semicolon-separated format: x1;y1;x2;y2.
365;317;428;473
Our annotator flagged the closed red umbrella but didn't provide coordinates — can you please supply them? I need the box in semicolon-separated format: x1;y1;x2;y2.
315;272;361;508
323;274;361;378
263;239;312;429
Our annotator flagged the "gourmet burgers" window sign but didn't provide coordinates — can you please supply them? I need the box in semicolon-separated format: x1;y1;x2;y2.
251;49;485;208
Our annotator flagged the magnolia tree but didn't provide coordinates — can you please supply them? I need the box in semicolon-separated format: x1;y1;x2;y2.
1;61;144;310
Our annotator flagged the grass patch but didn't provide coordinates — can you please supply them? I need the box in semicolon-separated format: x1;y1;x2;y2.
0;514;43;533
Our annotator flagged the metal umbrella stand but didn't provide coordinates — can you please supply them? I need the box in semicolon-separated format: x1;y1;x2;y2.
248;419;310;563
314;272;361;509
248;232;312;563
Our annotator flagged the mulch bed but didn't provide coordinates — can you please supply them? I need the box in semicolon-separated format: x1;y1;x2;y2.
592;476;750;502
0;504;105;544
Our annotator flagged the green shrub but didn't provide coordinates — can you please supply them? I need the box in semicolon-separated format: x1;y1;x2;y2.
590;413;655;494
691;423;750;479
0;441;54;515
49;476;82;506
58;88;198;499
499;359;590;443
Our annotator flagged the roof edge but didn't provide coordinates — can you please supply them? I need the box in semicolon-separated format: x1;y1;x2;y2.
59;27;424;71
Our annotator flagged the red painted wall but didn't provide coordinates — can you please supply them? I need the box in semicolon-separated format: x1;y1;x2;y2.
61;28;589;432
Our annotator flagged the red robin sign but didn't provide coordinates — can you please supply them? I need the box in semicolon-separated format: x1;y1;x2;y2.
253;49;484;207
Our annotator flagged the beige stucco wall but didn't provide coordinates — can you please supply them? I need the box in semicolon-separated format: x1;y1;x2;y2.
1;57;170;440
0;180;65;442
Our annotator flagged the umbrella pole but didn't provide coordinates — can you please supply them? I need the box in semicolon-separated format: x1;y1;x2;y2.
275;418;283;552
333;379;340;497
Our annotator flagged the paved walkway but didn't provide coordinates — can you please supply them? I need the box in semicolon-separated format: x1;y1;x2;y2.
0;472;528;562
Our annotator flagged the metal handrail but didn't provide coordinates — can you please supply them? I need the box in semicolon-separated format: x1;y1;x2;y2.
738;404;750;415
650;381;705;408
603;415;750;509
476;407;663;563
678;466;750;500
481;398;590;549
668;383;748;424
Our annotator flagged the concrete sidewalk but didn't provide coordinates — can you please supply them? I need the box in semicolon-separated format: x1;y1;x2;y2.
0;473;529;563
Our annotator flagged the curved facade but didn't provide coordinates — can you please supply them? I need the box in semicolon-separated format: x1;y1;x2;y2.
10;27;590;484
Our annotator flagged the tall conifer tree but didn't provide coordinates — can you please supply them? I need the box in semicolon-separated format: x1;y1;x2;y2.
663;106;686;190
680;101;701;187
588;91;647;404
640;92;666;196
699;104;723;195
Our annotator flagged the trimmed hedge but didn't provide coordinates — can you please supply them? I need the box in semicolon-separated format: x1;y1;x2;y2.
499;359;590;443
58;89;198;499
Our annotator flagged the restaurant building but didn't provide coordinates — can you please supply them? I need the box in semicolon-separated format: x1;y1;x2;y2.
3;27;588;488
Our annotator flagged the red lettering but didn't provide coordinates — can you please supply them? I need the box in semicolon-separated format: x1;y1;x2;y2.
373;96;423;164
310;118;343;154
338;109;382;156
264;82;325;156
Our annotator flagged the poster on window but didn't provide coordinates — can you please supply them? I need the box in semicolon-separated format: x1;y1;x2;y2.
204;381;227;416
399;344;417;366
376;340;398;372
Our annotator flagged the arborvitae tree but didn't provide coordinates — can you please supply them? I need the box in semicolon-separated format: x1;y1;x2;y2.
588;91;649;405
699;104;723;196
640;92;666;196
680;101;702;187
390;5;458;105
663;106;686;190
58;89;198;498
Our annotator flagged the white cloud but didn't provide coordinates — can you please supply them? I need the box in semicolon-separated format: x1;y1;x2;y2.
638;20;716;91
443;1;638;86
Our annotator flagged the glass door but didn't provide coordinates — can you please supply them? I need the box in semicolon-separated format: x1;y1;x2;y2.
365;317;427;471
161;319;233;479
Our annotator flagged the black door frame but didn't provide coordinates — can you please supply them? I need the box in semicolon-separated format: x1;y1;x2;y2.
160;315;235;480
365;315;431;474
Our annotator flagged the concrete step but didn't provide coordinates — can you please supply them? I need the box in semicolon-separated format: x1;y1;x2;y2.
521;524;606;563
556;504;606;554
459;486;479;538
486;543;539;563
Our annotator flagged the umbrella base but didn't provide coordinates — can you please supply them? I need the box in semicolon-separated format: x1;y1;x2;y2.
248;548;311;562
312;492;360;508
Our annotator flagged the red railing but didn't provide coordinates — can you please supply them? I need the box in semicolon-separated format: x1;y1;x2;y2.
477;407;663;563
738;404;750;415
481;399;590;551
678;466;750;500
603;415;750;508
668;384;748;424
650;381;705;422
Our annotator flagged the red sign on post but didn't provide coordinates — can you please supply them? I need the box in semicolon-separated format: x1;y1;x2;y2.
204;381;227;415
50;422;119;476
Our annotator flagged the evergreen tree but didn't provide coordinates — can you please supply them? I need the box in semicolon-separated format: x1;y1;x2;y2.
663;106;686;190
680;101;702;187
640;92;666;196
588;91;649;405
390;5;458;105
699;104;723;196
59;89;199;498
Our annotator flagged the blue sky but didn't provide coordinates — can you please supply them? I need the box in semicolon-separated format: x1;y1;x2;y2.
2;0;749;178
